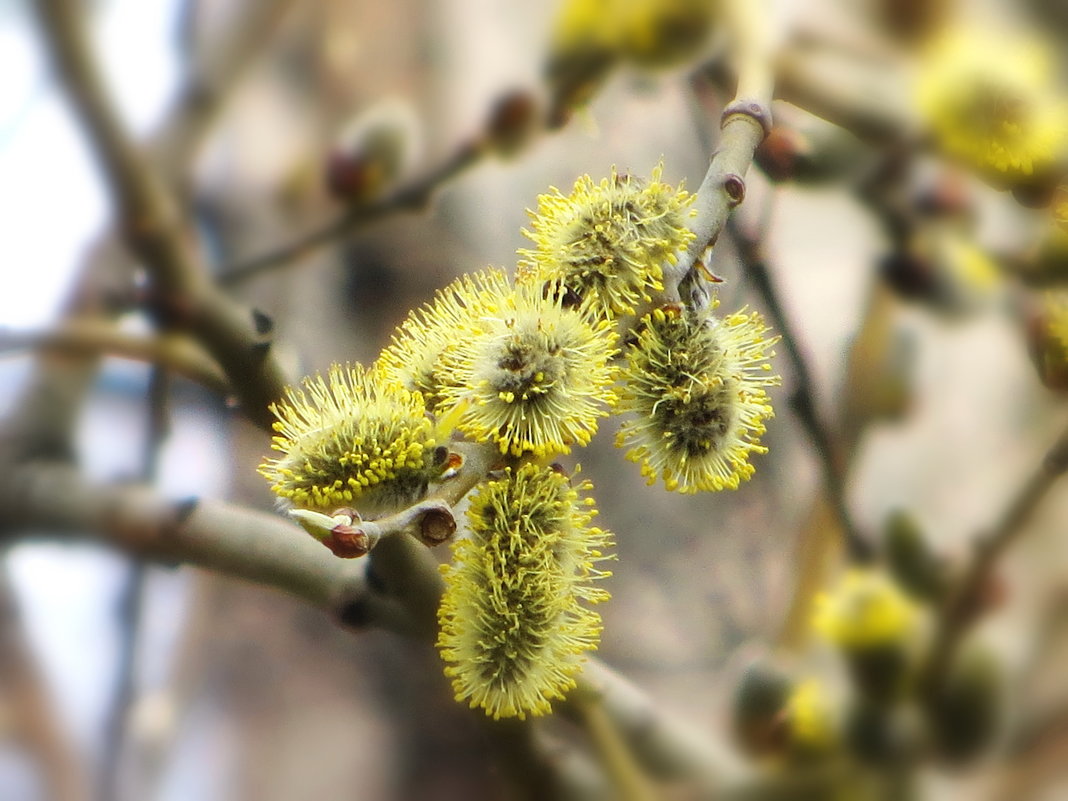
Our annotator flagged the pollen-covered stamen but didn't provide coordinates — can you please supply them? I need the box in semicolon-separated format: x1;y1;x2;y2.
258;363;444;518
617;303;780;493
377;268;512;414
437;462;613;720
519;164;696;319
442;287;618;458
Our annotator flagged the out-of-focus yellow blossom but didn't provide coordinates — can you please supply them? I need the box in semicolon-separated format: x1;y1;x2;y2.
614;0;719;67
785;679;837;753
813;569;921;650
545;0;718;121
916;29;1068;180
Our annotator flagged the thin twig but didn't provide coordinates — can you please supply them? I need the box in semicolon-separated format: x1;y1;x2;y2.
219;142;483;285
728;218;872;562
666;0;775;303
571;692;658;801
33;0;290;429
570;659;743;795
98;366;169;801
160;0;298;173
0;321;230;397
920;423;1068;697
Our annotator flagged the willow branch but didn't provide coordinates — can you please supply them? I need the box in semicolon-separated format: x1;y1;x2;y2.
666;0;775;302
920;423;1068;696
161;0;297;171
0;437;741;793
33;0;290;429
219;140;484;285
0;321;230;397
773;46;910;146
570;660;743;795
728;220;872;562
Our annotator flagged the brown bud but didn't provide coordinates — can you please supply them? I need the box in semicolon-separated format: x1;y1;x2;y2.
755;126;806;183
485;89;539;156
324;523;376;558
416;506;456;546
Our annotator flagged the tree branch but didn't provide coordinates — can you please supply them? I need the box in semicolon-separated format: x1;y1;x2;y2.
666;0;775;303
920;422;1068;697
728;219;872;562
0;444;743;793
219;141;484;285
33;0;290;429
0;321;230;397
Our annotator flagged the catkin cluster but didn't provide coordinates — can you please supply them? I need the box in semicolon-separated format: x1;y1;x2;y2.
260;164;780;719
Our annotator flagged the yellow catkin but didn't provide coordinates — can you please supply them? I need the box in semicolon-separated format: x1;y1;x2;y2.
439;284;619;458
616;303;780;492
258;363;442;518
916;28;1068;180
518;164;696;319
377;268;512;414
437;463;612;719
812;569;920;650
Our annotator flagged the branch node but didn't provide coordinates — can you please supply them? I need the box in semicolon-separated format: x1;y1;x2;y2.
416;504;457;546
173;496;199;523
721;99;773;137
723;174;746;207
251;308;274;336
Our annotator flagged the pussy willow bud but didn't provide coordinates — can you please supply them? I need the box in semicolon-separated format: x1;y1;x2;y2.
614;0;718;68
1019;219;1068;287
439;285;619;458
755;111;869;186
544;0;619;127
616;303;779;493
437;463;612;719
1025;290;1068;391
326;98;420;203
483;89;539;157
923;643;1002;765
915;28;1068;188
881;228;1002;317
518;164;696;319
288;508;380;558
258;364;444;520
845;699;922;766
783;678;839;760
883;510;947;603
813;569;924;704
731;660;792;757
